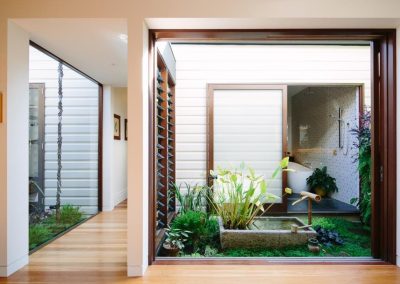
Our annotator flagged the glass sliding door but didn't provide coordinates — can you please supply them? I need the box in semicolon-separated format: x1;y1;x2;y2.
209;85;287;210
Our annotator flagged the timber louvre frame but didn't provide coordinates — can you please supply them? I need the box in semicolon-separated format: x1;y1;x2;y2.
148;30;396;265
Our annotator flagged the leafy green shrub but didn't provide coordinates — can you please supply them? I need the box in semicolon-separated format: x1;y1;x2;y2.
164;226;191;250
350;110;371;225
171;210;219;253
29;224;52;250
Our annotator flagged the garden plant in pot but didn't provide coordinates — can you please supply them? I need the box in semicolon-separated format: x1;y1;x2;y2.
162;227;191;256
306;166;338;197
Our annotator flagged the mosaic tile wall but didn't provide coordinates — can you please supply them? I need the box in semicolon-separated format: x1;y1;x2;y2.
290;86;360;204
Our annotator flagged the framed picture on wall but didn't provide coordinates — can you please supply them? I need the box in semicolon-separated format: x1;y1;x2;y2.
114;114;121;140
124;119;128;141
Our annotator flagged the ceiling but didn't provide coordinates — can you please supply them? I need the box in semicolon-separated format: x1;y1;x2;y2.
15;19;128;87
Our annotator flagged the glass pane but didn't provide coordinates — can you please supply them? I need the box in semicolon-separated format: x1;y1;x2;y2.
213;89;283;202
29;45;100;251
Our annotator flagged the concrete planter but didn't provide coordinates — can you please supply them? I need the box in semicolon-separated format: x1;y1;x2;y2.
218;216;317;249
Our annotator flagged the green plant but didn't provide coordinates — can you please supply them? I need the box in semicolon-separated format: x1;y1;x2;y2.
29;224;52;250
173;183;207;214
171;210;219;253
350;110;371;225
208;158;292;230
306;166;338;195
164;227;191;250
47;205;83;225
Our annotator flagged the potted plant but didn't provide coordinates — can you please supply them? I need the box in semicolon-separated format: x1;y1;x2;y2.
162;227;191;256
306;166;338;197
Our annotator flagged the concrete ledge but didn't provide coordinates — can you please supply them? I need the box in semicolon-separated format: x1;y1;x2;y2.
219;216;316;249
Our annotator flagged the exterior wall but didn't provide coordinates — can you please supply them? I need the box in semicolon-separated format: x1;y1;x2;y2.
291;86;360;204
1;0;400;276
173;44;371;187
29;46;100;215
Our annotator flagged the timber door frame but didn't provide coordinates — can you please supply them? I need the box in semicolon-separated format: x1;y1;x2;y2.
207;84;288;212
29;83;46;209
148;29;396;265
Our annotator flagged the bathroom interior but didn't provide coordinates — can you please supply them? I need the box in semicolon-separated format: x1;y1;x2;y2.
286;85;363;215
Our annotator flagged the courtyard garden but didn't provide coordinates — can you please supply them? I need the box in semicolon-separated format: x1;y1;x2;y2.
159;158;371;258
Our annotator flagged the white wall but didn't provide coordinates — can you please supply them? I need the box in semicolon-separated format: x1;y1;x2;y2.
103;86;127;211
0;21;29;277
173;44;371;187
112;88;128;206
29;46;100;215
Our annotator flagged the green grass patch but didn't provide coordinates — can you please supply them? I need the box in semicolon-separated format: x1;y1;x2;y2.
29;205;86;251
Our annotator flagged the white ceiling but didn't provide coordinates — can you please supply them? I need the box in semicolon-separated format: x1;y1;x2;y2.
15;19;128;87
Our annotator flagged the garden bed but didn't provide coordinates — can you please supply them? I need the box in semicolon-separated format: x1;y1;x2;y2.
29;205;87;252
161;216;371;258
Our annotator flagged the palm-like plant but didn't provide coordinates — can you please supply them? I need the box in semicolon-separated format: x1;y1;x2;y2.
172;183;207;214
208;158;292;230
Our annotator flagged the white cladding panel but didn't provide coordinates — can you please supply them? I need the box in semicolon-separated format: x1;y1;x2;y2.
173;44;371;186
29;46;99;215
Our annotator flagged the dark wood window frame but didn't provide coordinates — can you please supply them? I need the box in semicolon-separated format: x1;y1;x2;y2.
29;83;46;209
30;41;104;212
207;84;288;212
148;29;396;265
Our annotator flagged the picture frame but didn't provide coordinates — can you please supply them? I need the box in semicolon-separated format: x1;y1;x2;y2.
124;119;128;141
114;114;121;140
0;92;3;123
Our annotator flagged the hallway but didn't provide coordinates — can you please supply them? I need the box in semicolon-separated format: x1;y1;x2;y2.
1;200;400;283
1;201;128;283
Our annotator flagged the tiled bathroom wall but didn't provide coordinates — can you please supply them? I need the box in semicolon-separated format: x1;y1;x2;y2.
290;86;360;204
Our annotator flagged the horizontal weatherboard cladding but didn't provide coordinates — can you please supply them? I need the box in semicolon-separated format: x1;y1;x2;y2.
30;46;100;215
173;44;371;187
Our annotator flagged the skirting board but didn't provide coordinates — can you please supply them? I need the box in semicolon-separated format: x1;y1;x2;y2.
127;264;147;277
115;189;127;206
0;255;28;277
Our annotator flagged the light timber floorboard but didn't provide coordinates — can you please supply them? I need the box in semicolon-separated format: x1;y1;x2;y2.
1;200;400;283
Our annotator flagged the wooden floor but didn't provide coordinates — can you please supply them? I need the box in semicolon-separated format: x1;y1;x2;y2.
1;200;400;283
